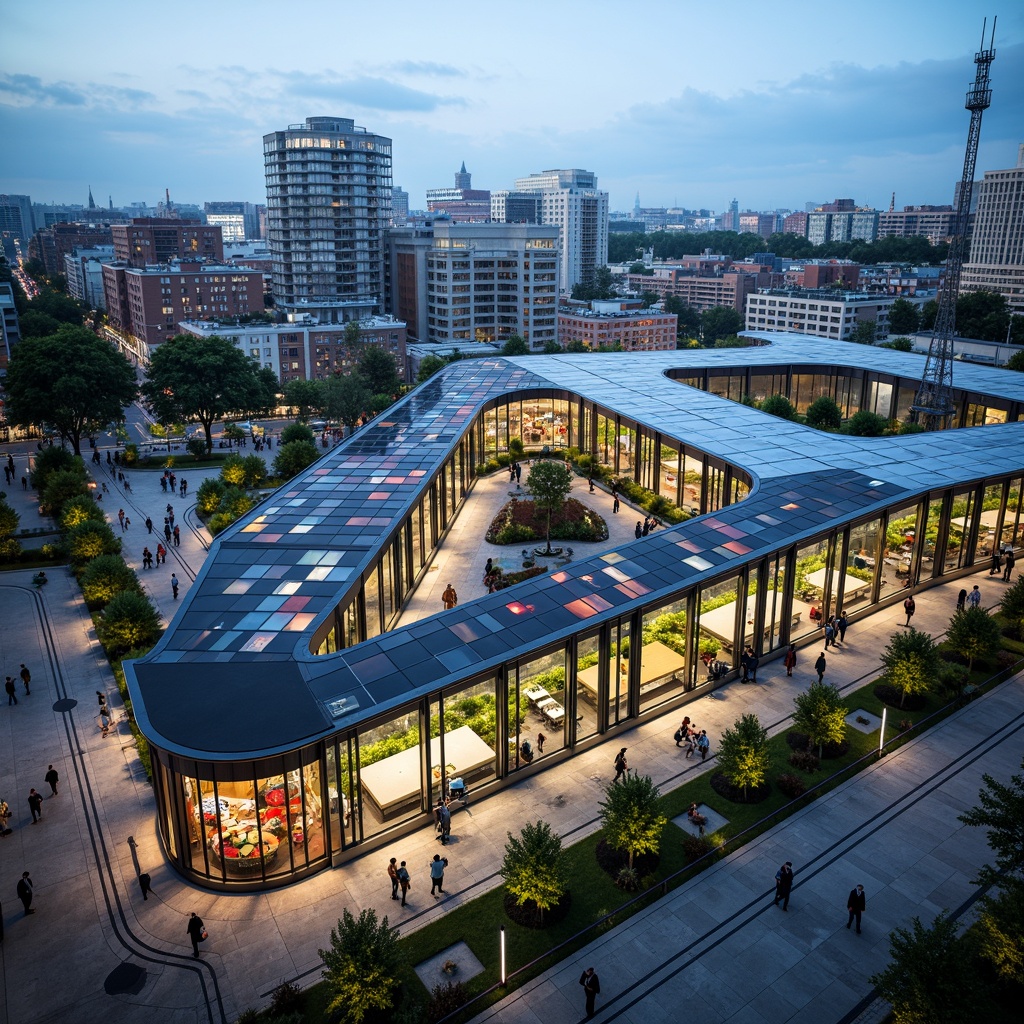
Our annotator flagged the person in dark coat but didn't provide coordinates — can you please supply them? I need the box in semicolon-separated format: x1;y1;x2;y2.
139;873;153;901
814;651;827;683
784;644;797;677
846;884;866;933
187;912;205;956
903;595;916;626
613;748;628;781
580;967;601;1018
28;789;42;823
44;766;59;796
1004;550;1016;582
774;861;794;910
17;871;34;914
956;588;967;612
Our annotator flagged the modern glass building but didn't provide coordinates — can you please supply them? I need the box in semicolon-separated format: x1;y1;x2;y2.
125;337;1024;890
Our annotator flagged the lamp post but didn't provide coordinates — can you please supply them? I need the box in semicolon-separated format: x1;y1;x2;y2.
879;708;887;756
499;925;506;987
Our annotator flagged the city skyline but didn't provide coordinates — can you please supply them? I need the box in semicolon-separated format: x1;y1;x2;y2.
2;2;1023;215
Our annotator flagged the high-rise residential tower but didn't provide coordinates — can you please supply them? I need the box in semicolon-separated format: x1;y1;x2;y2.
961;143;1024;315
264;116;392;323
513;169;609;295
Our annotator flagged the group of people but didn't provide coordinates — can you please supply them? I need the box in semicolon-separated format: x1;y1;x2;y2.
385;851;450;906
633;516;657;539
773;860;867;933
159;470;187;496
988;548;1016;582
5;664;32;705
809;607;849;649
673;718;711;760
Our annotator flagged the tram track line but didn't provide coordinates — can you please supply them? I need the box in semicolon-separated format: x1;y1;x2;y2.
2;582;228;1024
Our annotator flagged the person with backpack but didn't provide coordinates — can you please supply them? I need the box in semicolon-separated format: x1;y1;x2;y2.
613;748;628;781
397;861;411;906
696;730;711;761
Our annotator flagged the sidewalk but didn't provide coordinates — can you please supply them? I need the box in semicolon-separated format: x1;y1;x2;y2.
0;460;1018;1022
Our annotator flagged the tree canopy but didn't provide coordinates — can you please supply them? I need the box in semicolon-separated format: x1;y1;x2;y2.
792;681;848;759
283;378;325;421
598;771;666;871
357;346;401;396
716;713;771;799
323;373;369;428
4;325;137;454
880;627;939;707
502;334;531;356
888;297;921;336
526;460;573;555
500;820;567;924
141;334;278;453
700;306;743;343
945;606;1001;673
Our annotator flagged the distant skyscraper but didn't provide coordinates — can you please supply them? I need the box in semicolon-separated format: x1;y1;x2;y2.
425;163;490;221
264;116;392;322
391;187;409;224
513;169;609;294
454;161;472;190
961;143;1024;315
204;202;259;242
0;194;34;242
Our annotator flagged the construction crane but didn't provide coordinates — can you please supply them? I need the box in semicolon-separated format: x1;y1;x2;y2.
910;17;996;431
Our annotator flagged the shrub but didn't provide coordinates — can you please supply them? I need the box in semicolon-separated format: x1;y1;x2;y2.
186;437;208;460
792;680;848;759
80;554;141;609
1000;576;1024;633
41;467;89;517
939;663;970;699
281;422;316;446
65;520;121;566
427;981;468;1024
846;410;888;436
30;445;78;495
267;981;304;1017
220;453;247;486
777;773;807;798
273;439;320;480
805;395;842;430
97;591;162;655
60;494;105;530
680;832;718;864
195;478;226;517
760;395;796;420
122;443;139;466
788;749;820;772
995;649;1021;673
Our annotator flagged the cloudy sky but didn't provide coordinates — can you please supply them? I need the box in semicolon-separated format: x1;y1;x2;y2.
2;1;1022;216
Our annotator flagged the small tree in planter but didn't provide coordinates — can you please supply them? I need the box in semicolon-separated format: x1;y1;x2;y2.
598;772;666;887
946;606;1002;674
500;819;567;926
525;460;573;556
879;628;940;708
792;681;848;759
716;713;771;800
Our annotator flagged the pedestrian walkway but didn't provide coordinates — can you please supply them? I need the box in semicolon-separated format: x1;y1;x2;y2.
0;445;1019;1022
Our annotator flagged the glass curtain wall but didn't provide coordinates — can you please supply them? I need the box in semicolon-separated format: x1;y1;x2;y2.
1001;479;1023;552
882;503;918;592
762;552;788;653
978;483;1004;560
846;518;882;611
695;574;743;680
575;630;601;740
948;489;976;572
608;616;631;725
793;537;832;641
638;594;688;713
354;705;422;839
508;649;565;768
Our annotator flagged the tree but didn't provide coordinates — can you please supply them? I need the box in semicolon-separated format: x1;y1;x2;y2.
849;319;878;345
17;310;62;339
805;395;842;430
323;374;369;428
274;440;320;480
759;395;796;420
946;606;1001;673
571;266;617;302
357;346;401;396
1006;349;1024;373
195;478;226;517
220;453;247;487
4;326;137;455
65;520;121;566
500;820;567;925
640;290;660;308
416;354;447;383
283;378;325;422
663;296;701;338
502;334;530;356
956;290;1010;342
884;336;915;352
525;460;573;555
80;555;142;610
280;422;316;446
0;495;20;561
792;681;848;759
975;877;1024;986
30;446;78;495
542;339;563;353
344;320;363;348
41;466;90;517
880;628;940;708
716;713;771;800
845;409;888;436
700;306;743;343
1000;576;1024;634
97;591;162;654
319;908;404;1024
565;339;588;353
870;912;987;1024
888;298;921;336
142;334;276;454
240;454;267;488
920;299;938;331
59;495;105;531
958;754;1024;880
597;772;666;871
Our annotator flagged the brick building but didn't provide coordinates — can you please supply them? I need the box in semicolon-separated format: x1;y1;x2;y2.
111;218;224;268
29;222;113;276
558;300;677;351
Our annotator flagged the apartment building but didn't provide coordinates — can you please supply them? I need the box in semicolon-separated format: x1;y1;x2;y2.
558;300;677;351
111;218;224;268
744;289;911;341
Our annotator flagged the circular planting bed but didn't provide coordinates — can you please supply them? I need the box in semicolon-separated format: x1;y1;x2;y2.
503;890;573;929
710;772;772;804
873;684;928;711
595;839;660;879
486;497;608;545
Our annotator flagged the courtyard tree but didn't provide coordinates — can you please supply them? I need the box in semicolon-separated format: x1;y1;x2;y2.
849;320;878;345
958;754;1024;881
1000;576;1024;634
500;819;567;925
526;460;573;555
97;591;162;655
716;713;771;800
416;353;447;383
879;628;940;708
598;771;667;875
141;334;278;454
357;346;401;397
792;681;848;759
699;305;742;343
273;440;320;481
805;395;842;430
0;494;20;561
280;422;316;446
1006;349;1024;373
40;465;90;517
283;378;325;422
319;908;404;1024
59;494;105;531
888;297;921;336
946;605;1001;674
323;373;369;429
65;520;121;567
4;325;137;455
80;555;142;610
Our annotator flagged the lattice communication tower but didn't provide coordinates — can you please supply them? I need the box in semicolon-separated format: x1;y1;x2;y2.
910;18;996;430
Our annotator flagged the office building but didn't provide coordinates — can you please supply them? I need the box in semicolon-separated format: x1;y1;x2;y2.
264;116;392;323
64;245;115;309
558;300;677;351
390;221;560;349
490;191;541;225
123;338;1024;891
103;260;264;357
745;288;916;341
806;205;879;245
426;163;490;221
961;143;1024;314
112;218;224;268
738;212;779;237
0;194;34;241
877;206;958;246
180;315;406;385
204;202;261;243
626;260;768;313
513;169;609;295
0;281;21;374
391;187;409;224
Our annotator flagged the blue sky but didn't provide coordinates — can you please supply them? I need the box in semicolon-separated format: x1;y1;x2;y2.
1;1;1022;216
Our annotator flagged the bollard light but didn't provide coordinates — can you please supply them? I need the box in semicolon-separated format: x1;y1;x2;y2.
499;925;506;986
879;708;887;755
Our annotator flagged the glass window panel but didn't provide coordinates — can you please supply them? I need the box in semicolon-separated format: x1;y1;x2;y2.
697;575;742;679
846;518;881;613
949;490;975;571
608;617;631;725
439;679;499;803
979;483;1003;561
882;504;918;593
356;704;422;839
639;594;688;713
1000;478;1022;552
575;630;600;741
794;537;832;641
511;649;565;767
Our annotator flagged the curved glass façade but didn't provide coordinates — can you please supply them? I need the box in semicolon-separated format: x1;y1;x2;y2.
129;342;1024;890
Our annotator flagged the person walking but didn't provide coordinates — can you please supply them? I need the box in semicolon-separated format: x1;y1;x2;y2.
17;872;35;915
388;857;400;900
634;521;643;540
696;730;711;761
824;620;835;650
44;765;59;797
784;644;797;677
903;594;916;626
145;516;153;534
437;800;451;844
846;883;866;934
397;861;411;906
579;967;601;1019
19;664;31;695
156;543;166;565
171;574;179;600
747;650;759;683
118;508;126;531
956;588;967;612
675;716;691;747
739;648;751;683
143;547;153;570
814;651;827;683
1005;550;1016;582
186;912;205;957
429;853;448;897
181;477;188;496
612;494;620;514
441;583;458;610
173;525;180;547
989;551;1002;576
139;872;153;901
6;675;18;705
613;747;628;781
837;612;848;644
28;788;43;823
774;861;794;910
163;518;172;542
967;584;981;609
536;731;545;754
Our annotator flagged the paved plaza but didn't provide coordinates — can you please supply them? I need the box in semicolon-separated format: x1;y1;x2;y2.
0;452;1020;1023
